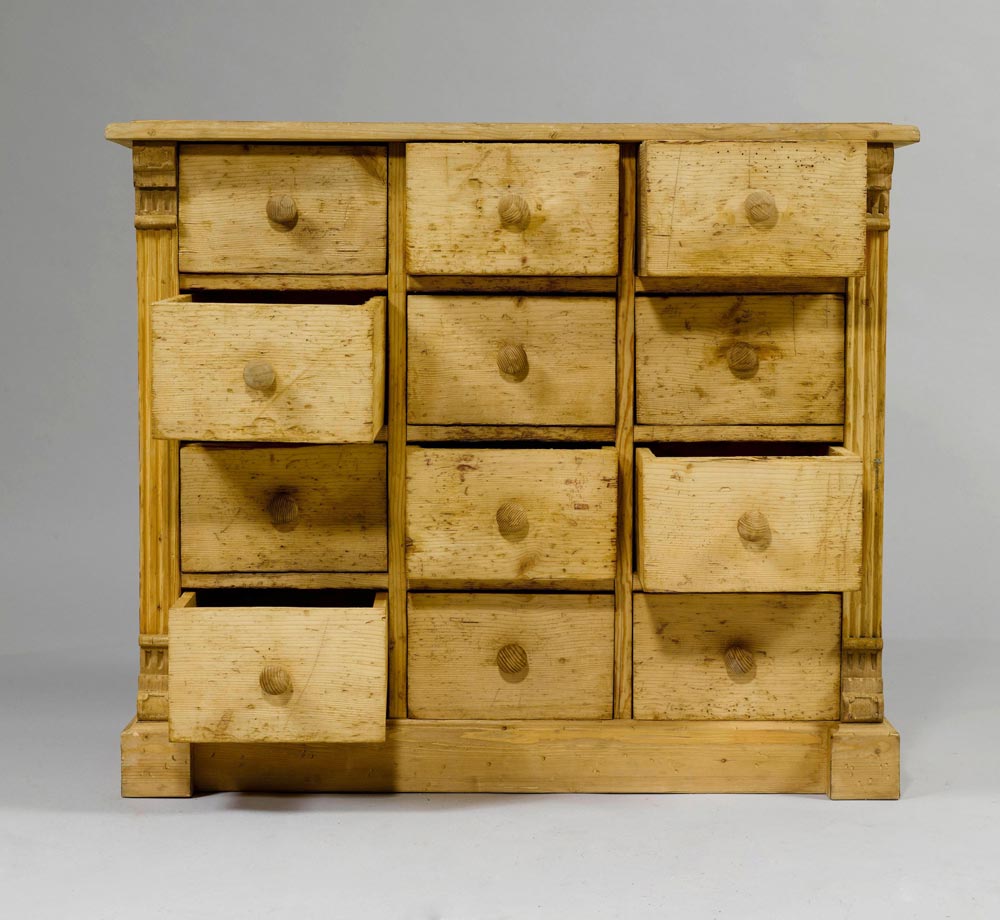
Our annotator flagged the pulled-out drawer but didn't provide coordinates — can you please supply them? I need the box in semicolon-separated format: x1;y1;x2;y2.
168;589;387;743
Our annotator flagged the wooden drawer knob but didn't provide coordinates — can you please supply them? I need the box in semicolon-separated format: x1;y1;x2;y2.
267;491;299;528
727;341;760;378
744;190;778;229
266;194;298;229
496;643;529;676
498;192;531;232
243;360;276;391
496;501;529;541
259;664;292;695
737;510;771;550
724;644;755;677
496;342;529;380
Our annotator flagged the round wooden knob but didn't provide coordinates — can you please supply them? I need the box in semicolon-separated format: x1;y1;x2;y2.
267;491;299;528
243;360;275;391
496;643;528;676
259;664;292;695
266;194;298;228
498;192;531;231
737;510;772;550
744;190;778;229
727;342;760;379
496;343;529;380
496;501;529;541
724;644;755;677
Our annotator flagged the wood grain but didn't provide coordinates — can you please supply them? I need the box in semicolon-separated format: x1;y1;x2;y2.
408;276;617;294
181;572;388;590
829;721;900;799
179;444;386;572
121;718;191;797
406;143;619;275
180;273;387;291
407;295;616;425
407;593;614;719
636;294;845;425
178;144;386;273
633;593;841;720
407;424;615;442
634;424;844;443
636;276;846;295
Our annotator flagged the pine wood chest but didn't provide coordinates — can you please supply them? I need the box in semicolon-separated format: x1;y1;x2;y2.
109;120;918;799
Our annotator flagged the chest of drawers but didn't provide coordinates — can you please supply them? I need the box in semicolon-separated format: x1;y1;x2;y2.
110;121;918;799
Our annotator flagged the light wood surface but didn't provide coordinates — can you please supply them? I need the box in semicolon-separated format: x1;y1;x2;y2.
406;447;617;589
408;275;617;294
638;141;867;276
633;424;844;443
151;295;384;442
829;721;900;799
121;718;191;797
406;143;619;276
179;273;387;291
407;295;616;425
178;144;386;273
636;448;863;592
181;572;388;590
635;276;847;294
169;592;387;744
633;593;841;720
179;444;386;572
407;593;614;719
408;424;615;442
636;294;845;425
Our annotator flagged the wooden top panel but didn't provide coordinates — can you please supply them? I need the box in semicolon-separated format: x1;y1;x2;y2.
107;121;920;147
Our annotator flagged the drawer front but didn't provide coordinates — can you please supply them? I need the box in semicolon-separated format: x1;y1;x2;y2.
406;447;617;589
179;144;387;274
152;296;384;442
637;449;862;592
638;141;866;276
408;593;613;719
406;143;619;275
633;593;841;720
180;444;387;573
407;295;616;425
169;592;387;743
636;294;845;425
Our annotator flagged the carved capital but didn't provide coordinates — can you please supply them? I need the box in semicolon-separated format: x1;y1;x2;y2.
842;638;884;722
866;144;894;232
133;142;177;230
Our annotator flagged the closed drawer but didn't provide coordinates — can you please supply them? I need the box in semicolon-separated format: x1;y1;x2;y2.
178;144;387;274
406;143;619;275
406;447;617;589
633;593;841;720
408;593;613;719
152;295;384;442
168;589;387;743
180;444;386;573
638;141;866;276
636;294;845;425
636;447;862;592
407;295;616;425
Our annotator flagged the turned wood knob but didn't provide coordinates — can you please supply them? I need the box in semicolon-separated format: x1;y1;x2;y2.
496;643;529;675
267;491;299;527
737;510;772;550
744;190;778;229
496;342;529;380
496;501;529;541
243;360;276;391
266;194;298;228
724;644;755;677
498;192;531;231
727;341;760;379
259;664;292;695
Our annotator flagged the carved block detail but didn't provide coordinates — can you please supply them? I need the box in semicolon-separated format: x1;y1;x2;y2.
135;188;177;229
841;646;884;722
133;143;177;228
866;144;893;230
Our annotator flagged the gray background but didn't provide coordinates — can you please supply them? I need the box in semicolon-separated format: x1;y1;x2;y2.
1;1;997;917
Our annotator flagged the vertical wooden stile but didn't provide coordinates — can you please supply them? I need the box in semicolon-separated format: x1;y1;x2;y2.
387;143;408;718
613;145;637;718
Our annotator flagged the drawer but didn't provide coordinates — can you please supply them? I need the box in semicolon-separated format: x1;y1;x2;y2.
407;295;616;425
408;593;613;719
406;447;617;589
406;143;619;275
152;295;384;442
180;444;386;573
633;593;841;720
636;447;862;592
636;294;845;425
638;141;866;276
168;589;387;743
178;144;387;274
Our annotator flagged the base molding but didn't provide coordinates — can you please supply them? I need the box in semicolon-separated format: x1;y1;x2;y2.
829;720;900;799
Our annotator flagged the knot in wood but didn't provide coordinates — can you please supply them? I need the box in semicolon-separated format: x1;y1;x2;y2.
744;189;778;229
496;643;529;675
496;342;529;380
498;192;531;231
259;664;292;695
496;501;529;541
724;644;755;677
737;510;771;550
243;360;276;391
266;194;298;228
726;341;760;378
267;491;299;528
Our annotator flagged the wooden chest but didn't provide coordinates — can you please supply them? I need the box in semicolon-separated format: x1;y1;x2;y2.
110;120;918;799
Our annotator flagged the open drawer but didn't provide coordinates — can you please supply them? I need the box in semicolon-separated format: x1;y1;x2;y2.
168;589;387;744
